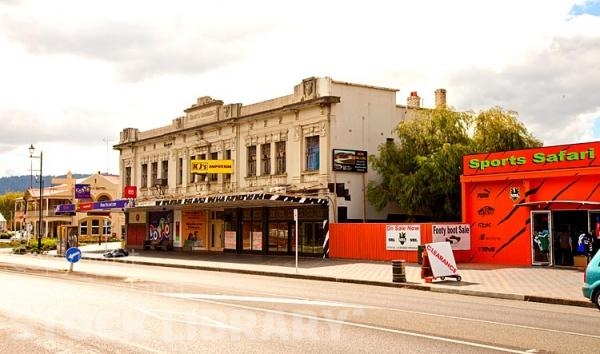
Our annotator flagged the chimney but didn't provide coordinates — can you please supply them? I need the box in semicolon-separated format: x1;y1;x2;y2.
407;91;421;108
435;88;447;108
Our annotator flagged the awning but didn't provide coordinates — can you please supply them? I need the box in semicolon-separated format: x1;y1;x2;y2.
136;192;329;209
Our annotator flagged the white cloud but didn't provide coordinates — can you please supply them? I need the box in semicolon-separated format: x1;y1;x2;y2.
1;0;599;177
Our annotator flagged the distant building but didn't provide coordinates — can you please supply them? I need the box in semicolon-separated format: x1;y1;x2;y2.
115;76;447;256
13;172;125;240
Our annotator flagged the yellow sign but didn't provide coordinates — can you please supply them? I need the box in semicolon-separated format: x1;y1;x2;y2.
190;160;233;174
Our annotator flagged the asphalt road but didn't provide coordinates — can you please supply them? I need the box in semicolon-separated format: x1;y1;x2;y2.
0;261;599;353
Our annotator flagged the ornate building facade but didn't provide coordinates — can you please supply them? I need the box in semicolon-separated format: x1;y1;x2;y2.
115;77;445;256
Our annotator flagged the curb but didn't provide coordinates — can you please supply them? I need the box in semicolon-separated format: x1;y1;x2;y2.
75;254;595;309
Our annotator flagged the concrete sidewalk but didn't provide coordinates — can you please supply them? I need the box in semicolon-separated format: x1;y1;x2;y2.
49;242;593;309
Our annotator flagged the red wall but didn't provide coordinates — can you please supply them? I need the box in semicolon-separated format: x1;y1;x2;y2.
330;223;436;262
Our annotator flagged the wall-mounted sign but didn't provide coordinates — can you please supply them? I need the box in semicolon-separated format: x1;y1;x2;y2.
431;224;471;250
75;184;91;199
386;224;420;250
190;160;233;174
124;185;137;198
332;149;368;172
463;141;599;176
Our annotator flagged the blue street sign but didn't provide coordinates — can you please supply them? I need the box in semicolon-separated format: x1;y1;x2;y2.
65;247;82;263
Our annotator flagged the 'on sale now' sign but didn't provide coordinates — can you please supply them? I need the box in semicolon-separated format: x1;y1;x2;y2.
386;224;420;250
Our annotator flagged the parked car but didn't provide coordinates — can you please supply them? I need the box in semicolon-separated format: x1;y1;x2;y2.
582;251;600;310
103;249;129;258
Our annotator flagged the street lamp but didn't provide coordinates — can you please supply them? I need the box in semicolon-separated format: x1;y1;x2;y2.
29;144;43;251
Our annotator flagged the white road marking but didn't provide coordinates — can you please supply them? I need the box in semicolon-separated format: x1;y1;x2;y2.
165;293;368;308
161;293;531;353
380;306;600;340
135;307;239;330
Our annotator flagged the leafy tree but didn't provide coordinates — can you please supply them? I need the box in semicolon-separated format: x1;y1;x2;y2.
367;106;541;220
0;192;23;230
472;106;542;151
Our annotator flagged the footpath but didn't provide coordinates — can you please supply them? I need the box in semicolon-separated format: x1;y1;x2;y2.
1;242;594;309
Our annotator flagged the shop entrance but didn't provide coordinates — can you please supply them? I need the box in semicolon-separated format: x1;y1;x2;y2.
531;211;552;265
552;210;588;266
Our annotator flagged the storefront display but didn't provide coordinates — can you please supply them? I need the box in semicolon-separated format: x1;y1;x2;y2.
461;141;600;266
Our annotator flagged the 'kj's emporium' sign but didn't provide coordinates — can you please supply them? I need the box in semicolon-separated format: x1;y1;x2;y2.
463;141;600;176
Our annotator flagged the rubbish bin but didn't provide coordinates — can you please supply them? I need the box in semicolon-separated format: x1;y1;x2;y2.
392;260;406;283
417;245;425;265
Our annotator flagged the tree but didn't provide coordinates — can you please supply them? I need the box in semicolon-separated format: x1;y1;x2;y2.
367;106;541;220
472;106;542;151
0;192;23;230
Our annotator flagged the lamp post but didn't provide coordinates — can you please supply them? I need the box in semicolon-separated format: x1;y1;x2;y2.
29;144;43;251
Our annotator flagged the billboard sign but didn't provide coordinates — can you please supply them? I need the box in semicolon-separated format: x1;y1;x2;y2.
332;149;368;172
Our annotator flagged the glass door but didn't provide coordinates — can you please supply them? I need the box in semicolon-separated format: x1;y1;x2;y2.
531;211;552;265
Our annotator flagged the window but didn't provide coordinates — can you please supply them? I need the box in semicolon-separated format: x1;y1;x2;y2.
209;152;218;182
189;155;195;183
198;154;206;182
161;160;168;180
141;164;148;188
275;141;286;174
247;146;257;177
103;219;111;235
125;167;131;187
224;149;232;182
261;143;271;175
91;219;100;235
305;136;320;171
79;220;88;236
151;162;158;186
177;157;183;185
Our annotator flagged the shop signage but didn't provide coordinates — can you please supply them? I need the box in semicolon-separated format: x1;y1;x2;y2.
55;204;76;214
463;141;599;176
332;149;368;172
75;184;91;199
425;242;459;276
190;159;233;174
56;199;134;213
148;193;328;207
386;224;420;250
124;185;137;198
431;224;471;250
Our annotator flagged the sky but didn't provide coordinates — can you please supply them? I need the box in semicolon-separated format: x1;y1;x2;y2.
1;0;600;178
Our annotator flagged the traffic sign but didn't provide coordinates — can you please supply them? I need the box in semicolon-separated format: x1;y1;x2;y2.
65;247;82;263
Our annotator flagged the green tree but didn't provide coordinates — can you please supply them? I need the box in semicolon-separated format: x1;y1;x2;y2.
472;106;542;151
367;106;541;220
0;192;23;230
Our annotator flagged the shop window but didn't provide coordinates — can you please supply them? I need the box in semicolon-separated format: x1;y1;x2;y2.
305;136;320;171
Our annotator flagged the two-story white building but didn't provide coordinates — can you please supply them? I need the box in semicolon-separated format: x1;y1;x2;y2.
115;76;446;256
